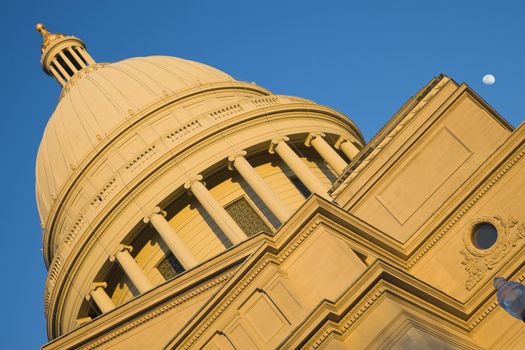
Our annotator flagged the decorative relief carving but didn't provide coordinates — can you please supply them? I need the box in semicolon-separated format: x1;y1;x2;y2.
461;215;525;290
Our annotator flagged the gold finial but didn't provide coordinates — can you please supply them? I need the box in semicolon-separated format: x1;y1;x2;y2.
36;23;50;40
35;23;65;53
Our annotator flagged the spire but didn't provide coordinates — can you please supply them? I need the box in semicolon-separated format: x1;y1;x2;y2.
35;24;96;86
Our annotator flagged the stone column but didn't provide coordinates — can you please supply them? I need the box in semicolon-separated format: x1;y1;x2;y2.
335;136;360;160
86;282;115;313
184;175;247;244
110;245;154;294
144;207;198;269
305;132;348;176
269;137;331;200
228;151;292;223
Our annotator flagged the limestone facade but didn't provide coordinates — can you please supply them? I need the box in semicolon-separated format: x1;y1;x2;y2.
35;25;525;349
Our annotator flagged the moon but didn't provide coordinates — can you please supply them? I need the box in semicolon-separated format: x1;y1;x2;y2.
482;74;496;85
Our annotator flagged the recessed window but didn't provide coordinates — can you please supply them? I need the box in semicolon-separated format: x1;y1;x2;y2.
225;197;272;237
471;222;498;250
156;253;184;281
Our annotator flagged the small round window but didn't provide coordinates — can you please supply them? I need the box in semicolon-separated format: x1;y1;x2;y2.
471;222;498;249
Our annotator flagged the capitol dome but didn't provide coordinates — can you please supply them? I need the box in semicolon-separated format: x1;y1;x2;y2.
36;55;237;221
35;25;364;338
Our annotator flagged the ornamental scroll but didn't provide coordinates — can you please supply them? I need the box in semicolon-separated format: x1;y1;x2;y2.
460;215;525;291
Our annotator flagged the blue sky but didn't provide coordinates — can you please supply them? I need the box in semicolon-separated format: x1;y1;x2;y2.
1;0;523;348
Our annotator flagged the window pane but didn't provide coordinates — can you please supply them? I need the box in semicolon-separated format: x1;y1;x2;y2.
156;253;184;281
225;197;272;237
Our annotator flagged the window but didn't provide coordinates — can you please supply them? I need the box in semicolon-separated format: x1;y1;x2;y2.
471;222;498;250
225;197;272;237
156;252;184;281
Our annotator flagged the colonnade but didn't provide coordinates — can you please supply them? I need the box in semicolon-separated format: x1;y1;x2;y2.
85;133;359;313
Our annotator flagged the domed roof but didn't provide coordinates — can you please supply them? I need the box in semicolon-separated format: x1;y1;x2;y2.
36;55;235;222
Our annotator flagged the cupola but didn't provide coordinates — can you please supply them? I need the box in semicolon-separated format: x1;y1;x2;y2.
36;23;96;86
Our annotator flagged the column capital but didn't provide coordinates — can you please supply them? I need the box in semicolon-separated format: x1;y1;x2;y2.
227;150;248;170
304;132;326;147
183;174;204;191
334;136;350;149
86;282;107;300
109;244;133;262
143;206;167;223
268;136;290;154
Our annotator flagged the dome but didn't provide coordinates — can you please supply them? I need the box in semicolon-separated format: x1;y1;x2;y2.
36;55;235;223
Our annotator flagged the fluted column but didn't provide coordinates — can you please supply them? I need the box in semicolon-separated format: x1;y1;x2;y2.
228;151;292;223
305;132;348;176
335;136;360;160
184;175;247;244
110;245;154;294
86;282;115;313
269;137;331;200
144;207;198;269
